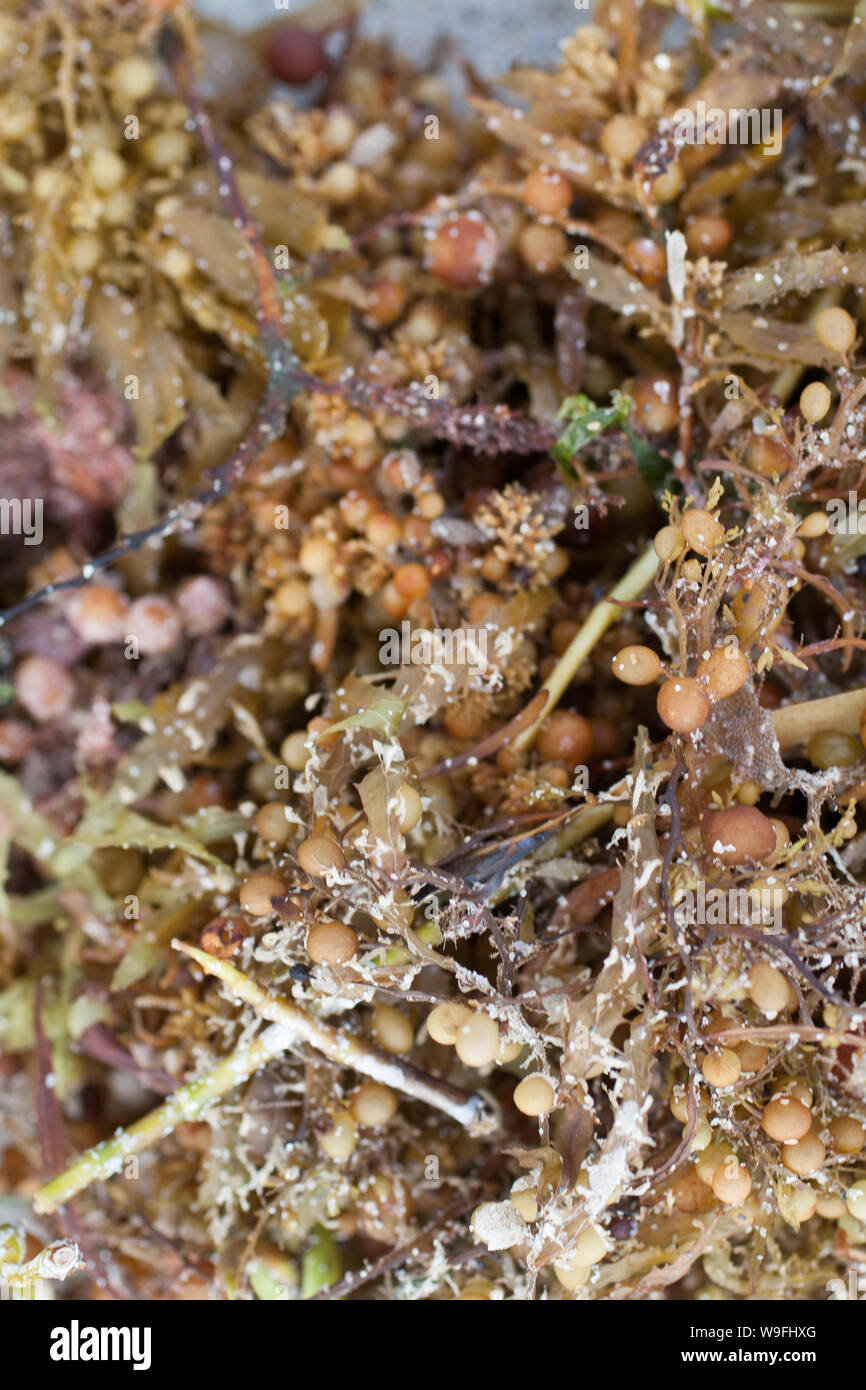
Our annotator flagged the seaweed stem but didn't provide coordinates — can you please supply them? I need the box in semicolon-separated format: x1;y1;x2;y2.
173;941;490;1126
514;544;659;749
34;1021;294;1214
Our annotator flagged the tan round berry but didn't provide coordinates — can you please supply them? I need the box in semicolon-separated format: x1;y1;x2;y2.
427;214;500;290
454;1010;500;1068
280;730;310;771
523;166;573;216
798;510;828;539
746;437;791;478
570;1224;609;1266
536;710;594;766
553;1260;591;1291
365;511;401;550
632;375;678;433
669;1084;691;1123
67;232;103;275
351;1082;398;1127
815;1194;846;1219
701;1048;741;1088
144;129;192;170
611;644;661;686
175;576;231;636
318;160;360;204
845;1180;866;1221
746;876;788;922
700;806;776;865
772;1077;812;1107
517;223;568;274
623;237;666;286
239;873;285;916
651;162;683;203
712;1159;752;1205
497;1037;524;1064
735;1040;770;1073
653;524;685;563
815;306;856;355
829;1116;865;1155
681;508;725;557
513;1075;556;1116
66;584;129;644
685;215;733;259
306;919;358;966
657;677;710;734
298;835;345;877
126;595;182;654
761;1096;812;1143
392;563;431;602
807;730;862;770
254;802;291;845
14;656;75;722
372;1003;414;1055
787;1187;817;1223
782;1132;826;1176
427;1000;472;1045
600;114;647;164
364;276;407;329
272;578;311;619
299;536;335;576
696;1143;733;1186
109;56;157;101
799;381;832;423
700;645;749;700
89;148;126;192
404;301;446;345
318;1108;357;1161
745;961;795;1017
392;783;423;833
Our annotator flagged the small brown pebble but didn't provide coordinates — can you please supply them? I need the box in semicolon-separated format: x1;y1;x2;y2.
265;25;327;84
14;655;75;722
427;215;500;289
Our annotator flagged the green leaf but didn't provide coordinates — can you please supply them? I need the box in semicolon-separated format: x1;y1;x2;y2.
248;1255;296;1301
553;391;631;472
72;809;225;867
324;696;408;740
622;422;673;492
112;700;156;731
301;1225;341;1299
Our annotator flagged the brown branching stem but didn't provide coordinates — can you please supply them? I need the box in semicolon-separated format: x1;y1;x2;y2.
0;16;551;633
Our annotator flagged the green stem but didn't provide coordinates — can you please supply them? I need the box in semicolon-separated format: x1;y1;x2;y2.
175;943;486;1126
514;544;659;750
34;1022;292;1214
34;943;489;1215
